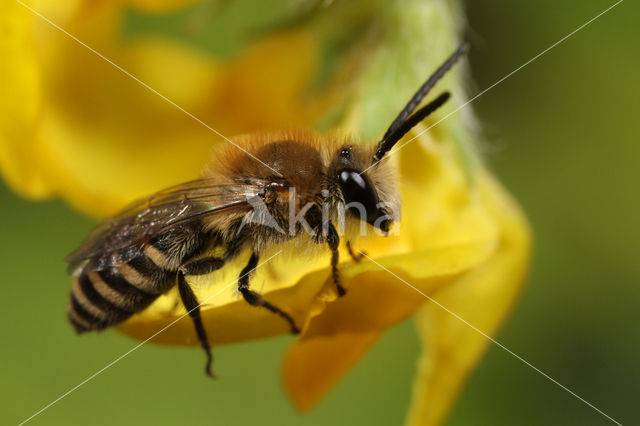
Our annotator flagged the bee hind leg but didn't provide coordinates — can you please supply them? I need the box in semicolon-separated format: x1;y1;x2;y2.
177;270;215;378
238;253;300;334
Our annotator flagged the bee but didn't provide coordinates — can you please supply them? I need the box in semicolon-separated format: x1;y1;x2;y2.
66;43;467;376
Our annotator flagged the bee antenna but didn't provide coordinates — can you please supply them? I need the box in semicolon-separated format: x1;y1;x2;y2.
373;42;468;162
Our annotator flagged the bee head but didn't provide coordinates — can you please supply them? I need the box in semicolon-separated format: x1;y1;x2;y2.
331;146;399;235
330;43;467;234
331;43;466;235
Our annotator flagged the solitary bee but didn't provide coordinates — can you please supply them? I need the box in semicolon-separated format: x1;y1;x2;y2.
66;44;467;376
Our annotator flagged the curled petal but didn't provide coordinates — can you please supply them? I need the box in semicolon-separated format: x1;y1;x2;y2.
404;174;531;426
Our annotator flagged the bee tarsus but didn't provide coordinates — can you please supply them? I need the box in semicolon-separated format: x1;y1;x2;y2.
238;253;300;334
346;240;366;263
177;270;215;378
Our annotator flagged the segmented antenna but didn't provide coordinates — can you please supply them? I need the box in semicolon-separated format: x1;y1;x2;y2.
373;43;468;162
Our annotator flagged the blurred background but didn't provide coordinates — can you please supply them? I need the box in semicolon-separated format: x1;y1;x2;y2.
1;0;638;425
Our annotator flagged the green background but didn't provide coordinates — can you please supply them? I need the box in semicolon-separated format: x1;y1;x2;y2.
1;1;638;425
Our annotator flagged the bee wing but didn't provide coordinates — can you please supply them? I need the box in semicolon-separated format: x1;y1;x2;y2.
65;178;266;275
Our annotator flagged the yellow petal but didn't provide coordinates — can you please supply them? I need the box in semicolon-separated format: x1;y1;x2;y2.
0;1;48;198
1;1;331;217
404;173;532;426
282;238;498;412
118;251;334;344
33;31;223;216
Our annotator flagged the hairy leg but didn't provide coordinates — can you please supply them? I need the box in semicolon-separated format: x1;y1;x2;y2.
177;270;215;377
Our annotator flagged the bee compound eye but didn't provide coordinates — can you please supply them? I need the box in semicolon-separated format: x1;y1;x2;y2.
337;169;379;223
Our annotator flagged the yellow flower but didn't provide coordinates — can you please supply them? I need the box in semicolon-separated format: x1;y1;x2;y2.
0;1;531;425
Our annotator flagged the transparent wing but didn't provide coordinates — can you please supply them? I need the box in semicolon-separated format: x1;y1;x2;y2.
66;178;265;275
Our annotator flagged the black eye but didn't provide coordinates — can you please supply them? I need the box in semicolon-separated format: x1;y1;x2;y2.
337;169;378;222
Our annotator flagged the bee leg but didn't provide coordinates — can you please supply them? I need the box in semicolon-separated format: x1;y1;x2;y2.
181;256;226;276
238;253;300;334
346;240;366;263
326;222;346;296
177;271;215;378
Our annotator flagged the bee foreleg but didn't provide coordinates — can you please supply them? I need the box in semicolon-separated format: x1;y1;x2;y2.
326;222;346;296
238;253;300;334
177;271;215;378
346;240;366;263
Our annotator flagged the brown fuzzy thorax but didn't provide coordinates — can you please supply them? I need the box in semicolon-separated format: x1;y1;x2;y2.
202;129;400;246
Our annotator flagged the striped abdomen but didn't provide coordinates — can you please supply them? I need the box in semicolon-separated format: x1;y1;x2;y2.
68;224;209;333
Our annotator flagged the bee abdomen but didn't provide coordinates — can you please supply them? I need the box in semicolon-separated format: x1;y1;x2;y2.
68;250;174;333
67;224;210;333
